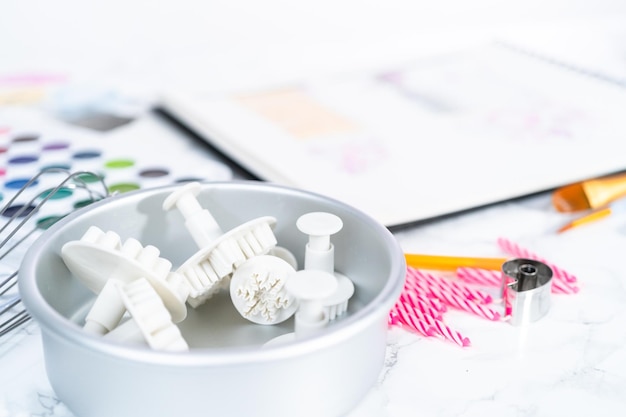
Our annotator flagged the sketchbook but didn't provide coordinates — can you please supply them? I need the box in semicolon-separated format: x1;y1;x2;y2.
159;41;626;228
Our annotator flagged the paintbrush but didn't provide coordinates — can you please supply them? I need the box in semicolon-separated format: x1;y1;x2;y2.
552;172;626;212
558;197;626;233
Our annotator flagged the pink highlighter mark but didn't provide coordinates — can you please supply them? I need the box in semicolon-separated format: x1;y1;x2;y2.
309;139;387;175
0;73;68;86
341;141;387;174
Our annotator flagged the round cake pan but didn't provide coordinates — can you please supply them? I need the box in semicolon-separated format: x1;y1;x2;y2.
19;180;405;417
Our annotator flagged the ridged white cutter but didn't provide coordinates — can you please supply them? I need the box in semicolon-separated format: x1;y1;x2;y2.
287;269;338;336
104;278;189;351
163;182;279;308
61;225;189;322
264;268;338;346
83;278;127;335
296;212;354;320
229;255;298;325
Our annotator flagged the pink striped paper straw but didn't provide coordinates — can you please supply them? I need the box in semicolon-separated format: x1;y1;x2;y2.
407;267;493;304
433;286;502;321
429;317;472;348
388;310;400;326
400;280;448;312
403;274;444;300
400;285;447;314
401;286;449;316
391;300;471;347
456;267;501;287
409;305;471;347
457;266;579;295
406;269;501;321
405;269;465;301
548;276;579;294
497;237;578;284
389;303;435;338
398;292;445;320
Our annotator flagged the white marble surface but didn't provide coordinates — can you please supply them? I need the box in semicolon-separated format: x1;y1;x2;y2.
2;1;626;415
364;197;626;417
3;187;626;416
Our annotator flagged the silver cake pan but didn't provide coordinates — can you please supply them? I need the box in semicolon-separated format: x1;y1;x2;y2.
19;180;405;417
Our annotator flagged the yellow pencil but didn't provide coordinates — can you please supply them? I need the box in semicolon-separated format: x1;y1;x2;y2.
404;253;508;271
558;207;612;233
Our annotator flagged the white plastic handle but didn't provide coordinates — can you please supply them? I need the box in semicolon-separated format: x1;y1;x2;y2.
296;212;343;273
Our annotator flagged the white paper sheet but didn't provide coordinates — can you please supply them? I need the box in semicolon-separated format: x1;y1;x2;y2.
161;41;626;227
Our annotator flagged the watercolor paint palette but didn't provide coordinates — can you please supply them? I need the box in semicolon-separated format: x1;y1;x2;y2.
0;107;233;268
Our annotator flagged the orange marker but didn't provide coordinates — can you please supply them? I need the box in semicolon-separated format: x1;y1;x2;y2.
404;253;508;271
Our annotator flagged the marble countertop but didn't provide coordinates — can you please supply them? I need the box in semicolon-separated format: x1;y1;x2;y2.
371;197;626;417
2;2;626;414
2;169;626;416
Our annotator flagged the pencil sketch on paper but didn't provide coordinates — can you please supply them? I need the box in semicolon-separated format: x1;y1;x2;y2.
377;70;458;113
375;52;596;144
